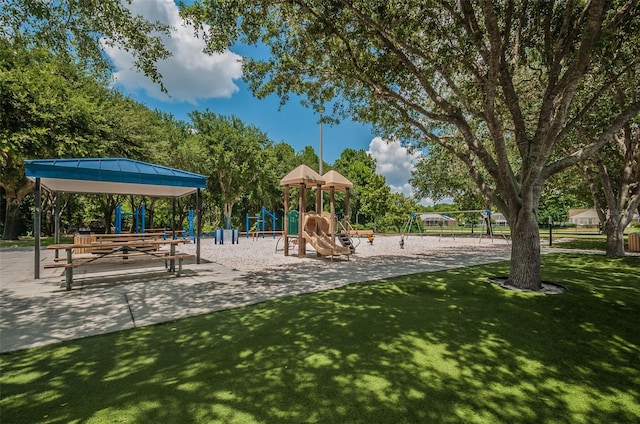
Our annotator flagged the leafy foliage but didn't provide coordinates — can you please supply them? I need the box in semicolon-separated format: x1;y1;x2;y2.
0;0;171;86
188;111;274;228
182;0;640;289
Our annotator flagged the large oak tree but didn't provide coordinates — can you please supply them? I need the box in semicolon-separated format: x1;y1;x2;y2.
1;0;172;239
183;0;640;290
187;111;274;229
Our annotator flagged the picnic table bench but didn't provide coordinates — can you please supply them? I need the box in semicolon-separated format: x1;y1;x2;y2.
348;229;374;237
46;239;194;291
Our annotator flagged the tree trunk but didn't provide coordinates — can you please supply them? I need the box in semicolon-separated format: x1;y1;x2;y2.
603;216;626;257
2;197;22;240
223;202;234;229
508;208;543;291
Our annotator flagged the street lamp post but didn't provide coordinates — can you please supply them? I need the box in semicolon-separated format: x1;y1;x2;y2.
318;108;324;175
318;108;324;211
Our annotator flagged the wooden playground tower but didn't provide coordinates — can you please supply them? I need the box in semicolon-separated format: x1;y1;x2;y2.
280;165;353;258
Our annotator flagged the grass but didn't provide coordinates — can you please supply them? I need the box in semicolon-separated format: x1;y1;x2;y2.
1;254;638;423
550;238;609;251
0;237;74;249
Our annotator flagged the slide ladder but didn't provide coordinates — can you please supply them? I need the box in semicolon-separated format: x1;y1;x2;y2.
336;233;356;254
336;219;358;254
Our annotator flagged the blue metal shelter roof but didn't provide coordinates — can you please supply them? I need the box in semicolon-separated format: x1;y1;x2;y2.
25;158;207;197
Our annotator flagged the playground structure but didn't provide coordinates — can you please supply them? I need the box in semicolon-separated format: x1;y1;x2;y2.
279;166;355;259
395;209;511;247
427;209;510;244
245;207;279;239
399;212;424;247
115;204;146;234
443;209;496;243
114;204;195;240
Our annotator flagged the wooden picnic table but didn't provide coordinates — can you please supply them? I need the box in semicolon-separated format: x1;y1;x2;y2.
92;230;185;240
46;239;193;291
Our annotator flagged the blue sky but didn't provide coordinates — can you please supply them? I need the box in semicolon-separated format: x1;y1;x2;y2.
104;0;427;202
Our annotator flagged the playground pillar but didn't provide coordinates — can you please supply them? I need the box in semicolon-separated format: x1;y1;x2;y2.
298;183;306;257
330;187;336;242
315;183;322;213
115;204;122;234
283;186;290;256
141;204;145;233
284;186;290;256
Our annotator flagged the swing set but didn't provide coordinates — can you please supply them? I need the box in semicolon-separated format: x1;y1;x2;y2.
399;213;423;248
398;209;508;247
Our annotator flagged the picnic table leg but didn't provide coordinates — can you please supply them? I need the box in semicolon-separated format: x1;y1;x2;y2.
65;249;73;291
169;244;175;273
177;257;183;277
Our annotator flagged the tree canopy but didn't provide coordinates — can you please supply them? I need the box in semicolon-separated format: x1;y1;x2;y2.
0;0;171;85
183;0;640;290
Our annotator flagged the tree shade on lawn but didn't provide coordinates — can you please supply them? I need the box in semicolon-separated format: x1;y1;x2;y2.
0;254;638;423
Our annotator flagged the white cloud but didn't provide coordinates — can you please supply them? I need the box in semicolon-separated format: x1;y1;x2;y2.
367;137;432;203
102;0;243;104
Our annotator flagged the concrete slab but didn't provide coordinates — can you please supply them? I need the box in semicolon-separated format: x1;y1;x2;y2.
0;246;511;354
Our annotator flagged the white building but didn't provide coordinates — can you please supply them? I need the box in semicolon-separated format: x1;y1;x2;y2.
419;213;458;227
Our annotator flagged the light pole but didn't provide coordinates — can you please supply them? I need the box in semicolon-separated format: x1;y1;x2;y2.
318;108;324;175
318;108;324;211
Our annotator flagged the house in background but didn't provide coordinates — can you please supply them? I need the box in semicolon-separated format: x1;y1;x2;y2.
567;209;640;227
419;213;458;227
568;209;600;227
491;212;508;226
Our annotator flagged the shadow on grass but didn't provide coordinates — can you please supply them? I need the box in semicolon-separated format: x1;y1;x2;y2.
1;254;638;423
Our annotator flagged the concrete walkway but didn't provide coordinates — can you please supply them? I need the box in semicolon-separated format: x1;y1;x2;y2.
0;247;514;353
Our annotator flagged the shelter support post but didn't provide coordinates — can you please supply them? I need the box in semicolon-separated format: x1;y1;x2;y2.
196;188;202;264
171;198;176;272
284;186;290;256
34;178;41;279
54;192;60;259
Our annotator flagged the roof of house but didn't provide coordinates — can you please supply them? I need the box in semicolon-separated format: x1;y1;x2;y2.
569;209;600;219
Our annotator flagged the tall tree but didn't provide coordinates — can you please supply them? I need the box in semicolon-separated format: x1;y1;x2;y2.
1;0;171;86
333;148;390;225
580;125;640;256
183;1;640;290
0;41;112;239
570;65;640;256
411;144;487;211
188;111;273;229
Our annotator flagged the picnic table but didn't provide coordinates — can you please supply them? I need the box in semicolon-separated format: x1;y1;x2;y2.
46;239;194;291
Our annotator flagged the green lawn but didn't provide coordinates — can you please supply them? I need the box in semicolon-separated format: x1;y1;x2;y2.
0;237;74;249
1;254;638;423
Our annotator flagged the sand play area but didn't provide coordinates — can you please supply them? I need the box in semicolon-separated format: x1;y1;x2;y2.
0;234;512;352
183;233;512;274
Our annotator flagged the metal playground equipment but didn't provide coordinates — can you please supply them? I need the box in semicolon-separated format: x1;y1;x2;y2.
245;206;279;239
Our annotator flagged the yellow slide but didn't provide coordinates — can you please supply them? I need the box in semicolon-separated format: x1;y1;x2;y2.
302;212;351;257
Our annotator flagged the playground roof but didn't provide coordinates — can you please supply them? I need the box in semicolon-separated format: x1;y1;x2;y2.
280;165;324;188
25;158;207;197
321;170;353;190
